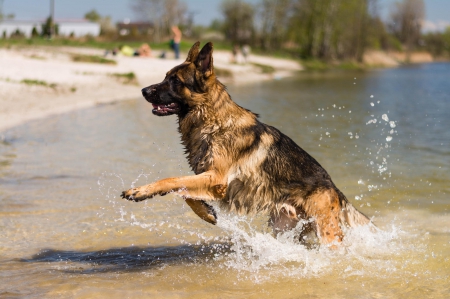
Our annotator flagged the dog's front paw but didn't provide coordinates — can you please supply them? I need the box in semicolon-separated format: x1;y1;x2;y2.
121;187;152;202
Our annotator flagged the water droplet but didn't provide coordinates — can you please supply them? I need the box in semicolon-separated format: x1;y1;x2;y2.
386;136;392;142
370;102;374;106
382;114;389;122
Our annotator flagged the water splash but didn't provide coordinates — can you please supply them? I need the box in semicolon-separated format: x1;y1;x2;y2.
207;206;408;282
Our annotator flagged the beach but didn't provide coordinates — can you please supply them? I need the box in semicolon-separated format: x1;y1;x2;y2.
0;46;302;132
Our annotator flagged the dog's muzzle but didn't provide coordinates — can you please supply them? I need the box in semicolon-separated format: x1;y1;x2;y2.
141;86;157;98
141;84;181;116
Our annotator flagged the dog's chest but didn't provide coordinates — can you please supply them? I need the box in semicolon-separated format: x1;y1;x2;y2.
182;126;218;174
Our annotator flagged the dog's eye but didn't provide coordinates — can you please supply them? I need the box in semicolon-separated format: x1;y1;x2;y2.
172;76;183;86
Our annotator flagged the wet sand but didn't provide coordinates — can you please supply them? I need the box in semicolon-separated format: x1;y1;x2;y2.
0;46;302;132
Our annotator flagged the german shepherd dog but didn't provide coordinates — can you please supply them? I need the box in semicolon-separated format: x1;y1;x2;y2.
121;42;370;245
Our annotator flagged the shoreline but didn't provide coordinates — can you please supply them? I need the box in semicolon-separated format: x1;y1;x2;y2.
0;46;302;133
0;45;441;133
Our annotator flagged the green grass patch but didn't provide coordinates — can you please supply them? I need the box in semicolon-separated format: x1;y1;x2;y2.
214;67;233;78
21;79;57;88
0;37;234;56
337;61;366;71
110;72;138;85
302;59;330;71
250;62;276;74
71;54;116;65
28;54;46;60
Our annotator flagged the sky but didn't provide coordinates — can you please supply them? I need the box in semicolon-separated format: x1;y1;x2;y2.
1;0;449;31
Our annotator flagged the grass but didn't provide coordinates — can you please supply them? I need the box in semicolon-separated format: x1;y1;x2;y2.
302;59;330;71
71;54;117;65
336;61;366;71
21;79;57;88
0;36;236;59
214;67;233;78
110;72;138;85
250;62;275;74
28;54;46;60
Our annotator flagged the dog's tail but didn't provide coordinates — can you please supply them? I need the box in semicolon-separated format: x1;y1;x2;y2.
337;190;371;227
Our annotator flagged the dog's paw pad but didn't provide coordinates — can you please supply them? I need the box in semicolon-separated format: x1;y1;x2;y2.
121;188;144;202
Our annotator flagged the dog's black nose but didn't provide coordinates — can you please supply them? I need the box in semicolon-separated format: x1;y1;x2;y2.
142;86;158;97
141;87;150;97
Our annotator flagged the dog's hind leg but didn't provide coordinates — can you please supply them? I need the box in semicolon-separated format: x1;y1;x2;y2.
185;198;217;225
270;203;299;236
303;189;343;245
270;203;319;247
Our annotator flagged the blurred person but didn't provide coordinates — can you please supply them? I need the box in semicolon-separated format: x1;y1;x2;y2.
138;43;152;57
171;26;182;59
242;44;251;64
231;44;239;63
120;45;136;57
231;44;245;64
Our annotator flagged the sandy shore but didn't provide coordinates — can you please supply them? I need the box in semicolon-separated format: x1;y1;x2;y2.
0;46;302;132
1;45;437;133
363;50;434;67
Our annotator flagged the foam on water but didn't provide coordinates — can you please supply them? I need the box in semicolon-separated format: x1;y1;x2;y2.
205;206;411;282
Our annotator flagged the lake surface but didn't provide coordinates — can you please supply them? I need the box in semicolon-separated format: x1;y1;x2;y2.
1;63;449;298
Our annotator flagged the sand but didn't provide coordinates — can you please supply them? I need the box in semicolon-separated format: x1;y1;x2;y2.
1;45;435;133
363;50;434;67
0;46;302;132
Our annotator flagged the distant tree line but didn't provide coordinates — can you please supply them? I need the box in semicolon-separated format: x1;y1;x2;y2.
216;0;438;61
4;0;447;60
130;0;187;43
124;0;449;60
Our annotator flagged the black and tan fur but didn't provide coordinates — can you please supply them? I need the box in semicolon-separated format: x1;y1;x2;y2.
121;42;370;245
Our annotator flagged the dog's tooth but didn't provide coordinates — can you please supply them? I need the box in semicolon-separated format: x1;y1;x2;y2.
157;106;161;111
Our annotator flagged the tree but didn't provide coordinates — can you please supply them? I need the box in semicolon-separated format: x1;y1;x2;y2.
84;9;101;22
31;26;39;37
131;0;187;42
287;0;373;61
41;16;54;38
221;0;255;45
388;0;425;57
258;0;292;50
84;10;115;36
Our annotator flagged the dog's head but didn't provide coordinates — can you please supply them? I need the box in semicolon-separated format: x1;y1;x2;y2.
141;41;216;117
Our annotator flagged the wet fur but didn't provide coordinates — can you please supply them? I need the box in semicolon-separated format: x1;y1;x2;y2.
121;42;370;245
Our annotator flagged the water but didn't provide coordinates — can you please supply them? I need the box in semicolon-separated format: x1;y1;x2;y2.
1;63;449;298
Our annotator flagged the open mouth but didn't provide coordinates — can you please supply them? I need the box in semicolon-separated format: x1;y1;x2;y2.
151;102;180;116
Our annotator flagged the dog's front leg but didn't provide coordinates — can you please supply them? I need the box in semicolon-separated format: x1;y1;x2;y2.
121;170;226;202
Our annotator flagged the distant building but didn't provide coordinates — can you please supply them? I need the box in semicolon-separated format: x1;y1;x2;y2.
57;19;101;37
0;19;100;38
116;21;154;37
0;20;41;38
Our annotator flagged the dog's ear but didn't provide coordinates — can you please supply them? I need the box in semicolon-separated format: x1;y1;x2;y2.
195;42;214;78
185;41;200;63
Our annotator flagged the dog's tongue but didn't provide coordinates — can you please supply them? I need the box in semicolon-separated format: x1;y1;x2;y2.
152;103;166;111
152;103;177;112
